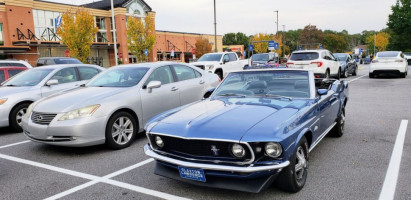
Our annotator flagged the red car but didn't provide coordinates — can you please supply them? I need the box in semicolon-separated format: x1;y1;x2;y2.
0;67;27;83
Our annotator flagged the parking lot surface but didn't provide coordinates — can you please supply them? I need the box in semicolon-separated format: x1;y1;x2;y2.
1;65;410;200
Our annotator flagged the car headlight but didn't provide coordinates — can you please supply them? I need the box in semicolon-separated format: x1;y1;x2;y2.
265;142;282;158
58;104;100;121
231;143;246;158
206;65;214;70
26;103;34;116
155;136;164;148
0;98;7;105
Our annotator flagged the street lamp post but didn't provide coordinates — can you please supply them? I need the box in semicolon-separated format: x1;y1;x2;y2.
214;0;217;52
282;25;285;58
111;0;118;66
274;10;278;38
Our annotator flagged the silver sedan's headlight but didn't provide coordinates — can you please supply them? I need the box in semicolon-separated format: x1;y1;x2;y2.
265;142;282;158
0;98;7;105
26;103;34;116
231;143;246;158
58;105;100;121
206;65;214;70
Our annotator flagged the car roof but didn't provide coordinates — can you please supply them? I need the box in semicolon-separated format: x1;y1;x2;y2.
38;57;79;59
35;64;102;70
292;49;328;53
234;68;312;73
116;62;186;69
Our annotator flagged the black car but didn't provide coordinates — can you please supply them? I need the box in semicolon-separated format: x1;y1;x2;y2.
36;57;82;67
334;53;358;78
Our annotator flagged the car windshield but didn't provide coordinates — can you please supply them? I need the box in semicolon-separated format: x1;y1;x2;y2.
213;70;311;99
404;52;411;56
87;67;149;87
377;52;399;58
54;58;82;64
1;69;53;87
252;54;269;61
334;54;348;61
198;54;222;62
289;52;319;61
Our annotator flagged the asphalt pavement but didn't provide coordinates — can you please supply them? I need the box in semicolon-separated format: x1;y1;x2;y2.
0;64;410;200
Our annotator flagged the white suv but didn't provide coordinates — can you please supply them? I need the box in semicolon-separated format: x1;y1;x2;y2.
286;50;341;79
369;51;408;78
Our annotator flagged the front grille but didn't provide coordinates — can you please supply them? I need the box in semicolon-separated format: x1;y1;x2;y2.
195;65;205;70
31;112;57;125
150;134;252;163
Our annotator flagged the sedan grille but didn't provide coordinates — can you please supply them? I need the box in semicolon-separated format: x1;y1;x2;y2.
194;65;205;70
31;112;57;125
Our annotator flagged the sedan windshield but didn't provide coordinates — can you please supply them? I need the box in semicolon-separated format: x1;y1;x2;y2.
213;71;310;99
252;54;269;61
198;54;222;62
87;67;149;87
334;54;348;61
1;69;53;87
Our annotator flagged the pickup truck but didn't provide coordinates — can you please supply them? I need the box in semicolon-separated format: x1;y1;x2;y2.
191;52;246;79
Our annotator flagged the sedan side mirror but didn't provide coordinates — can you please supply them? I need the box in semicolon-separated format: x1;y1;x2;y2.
203;88;215;99
223;58;229;64
317;89;328;96
46;79;58;86
146;81;161;93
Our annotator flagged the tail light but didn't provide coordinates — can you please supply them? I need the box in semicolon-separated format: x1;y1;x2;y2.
286;62;294;68
310;61;323;67
372;60;379;63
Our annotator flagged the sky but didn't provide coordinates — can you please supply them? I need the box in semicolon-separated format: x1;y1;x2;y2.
47;0;397;36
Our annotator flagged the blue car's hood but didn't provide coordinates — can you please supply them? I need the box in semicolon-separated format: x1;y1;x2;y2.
151;98;310;141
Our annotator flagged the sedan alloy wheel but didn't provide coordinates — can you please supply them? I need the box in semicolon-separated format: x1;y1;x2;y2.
112;116;134;145
105;111;137;149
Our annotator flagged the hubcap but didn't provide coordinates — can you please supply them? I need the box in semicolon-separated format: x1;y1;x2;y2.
111;117;133;145
16;108;27;126
295;146;307;182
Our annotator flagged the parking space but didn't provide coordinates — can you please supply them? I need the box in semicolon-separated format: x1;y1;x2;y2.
0;65;410;199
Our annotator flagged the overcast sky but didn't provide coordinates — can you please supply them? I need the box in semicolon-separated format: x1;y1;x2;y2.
48;0;397;35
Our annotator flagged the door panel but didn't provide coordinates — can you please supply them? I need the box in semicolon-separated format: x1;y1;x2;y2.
172;65;205;105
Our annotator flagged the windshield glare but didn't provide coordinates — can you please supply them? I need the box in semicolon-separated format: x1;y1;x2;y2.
2;69;53;86
87;67;149;87
289;52;319;61
198;54;222;62
213;71;310;99
252;54;270;61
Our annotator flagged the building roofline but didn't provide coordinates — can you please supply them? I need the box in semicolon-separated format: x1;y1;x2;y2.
156;30;222;37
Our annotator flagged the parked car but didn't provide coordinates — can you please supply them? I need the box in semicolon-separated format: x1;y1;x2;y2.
334;53;358;77
191;52;246;79
144;69;348;193
0;64;103;131
21;62;220;149
0;60;32;68
36;57;82;66
369;51;408;78
286;50;341;79
0;67;27;83
404;52;411;65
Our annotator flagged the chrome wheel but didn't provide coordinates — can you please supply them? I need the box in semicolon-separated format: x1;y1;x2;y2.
295;146;307;182
111;116;134;145
16;108;27;126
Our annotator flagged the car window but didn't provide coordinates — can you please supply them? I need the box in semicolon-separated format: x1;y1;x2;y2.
229;53;237;61
87;67;149;87
145;66;174;86
377;52;400;58
223;54;230;62
173;65;197;81
54;58;82;64
8;69;24;77
78;67;100;80
0;63;8;67
194;70;202;78
289;52;319;61
37;59;45;66
0;70;4;83
2;69;53;86
328;52;336;60
51;67;79;84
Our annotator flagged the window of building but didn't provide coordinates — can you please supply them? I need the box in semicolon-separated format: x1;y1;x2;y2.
95;17;107;43
33;9;62;41
0;23;3;46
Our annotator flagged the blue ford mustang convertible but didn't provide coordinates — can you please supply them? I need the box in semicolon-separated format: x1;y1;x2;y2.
144;69;348;193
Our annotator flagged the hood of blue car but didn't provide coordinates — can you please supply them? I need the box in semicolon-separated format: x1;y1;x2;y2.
151;98;310;141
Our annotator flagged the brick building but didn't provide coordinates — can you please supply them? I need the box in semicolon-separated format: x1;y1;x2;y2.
0;0;223;67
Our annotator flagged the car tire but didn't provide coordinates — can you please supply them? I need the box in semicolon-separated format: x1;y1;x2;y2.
9;103;30;132
352;66;358;76
400;72;406;78
330;107;345;137
275;136;308;193
343;68;348;78
369;73;374;78
105;111;137;150
336;68;341;80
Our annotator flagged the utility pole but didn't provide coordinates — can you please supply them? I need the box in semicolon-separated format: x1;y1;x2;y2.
374;34;376;58
282;25;285;58
274;11;278;38
111;0;118;66
214;0;218;52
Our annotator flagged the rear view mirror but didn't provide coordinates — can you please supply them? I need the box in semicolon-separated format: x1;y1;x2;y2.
46;79;58;86
317;89;328;96
146;81;161;93
203;88;216;99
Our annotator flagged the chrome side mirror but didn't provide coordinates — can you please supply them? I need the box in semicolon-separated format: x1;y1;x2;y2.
146;81;161;93
46;79;58;86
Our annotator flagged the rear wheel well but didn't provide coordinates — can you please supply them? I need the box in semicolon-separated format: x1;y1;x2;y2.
215;68;223;74
9;101;33;119
110;108;140;130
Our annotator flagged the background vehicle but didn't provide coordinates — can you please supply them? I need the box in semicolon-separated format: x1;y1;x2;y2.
286;49;341;79
21;62;220;149
0;60;32;68
0;67;27;83
334;53;358;77
36;57;82;66
144;69;348;193
404;52;411;65
369;51;408;78
0;64;103;131
191;52;246;79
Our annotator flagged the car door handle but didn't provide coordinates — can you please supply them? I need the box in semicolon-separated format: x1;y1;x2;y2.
171;87;179;91
199;80;205;84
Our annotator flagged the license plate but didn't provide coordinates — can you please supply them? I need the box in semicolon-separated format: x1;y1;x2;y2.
178;166;206;182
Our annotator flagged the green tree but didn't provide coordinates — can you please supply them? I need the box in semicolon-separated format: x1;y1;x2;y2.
387;0;411;51
222;32;250;49
323;33;347;53
127;14;156;62
57;8;98;63
299;25;323;48
222;33;236;45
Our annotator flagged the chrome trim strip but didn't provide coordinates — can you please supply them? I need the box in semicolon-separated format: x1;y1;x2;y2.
144;145;289;173
148;132;256;165
309;122;337;152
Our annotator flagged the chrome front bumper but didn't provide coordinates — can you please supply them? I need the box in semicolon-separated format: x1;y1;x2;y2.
144;145;290;173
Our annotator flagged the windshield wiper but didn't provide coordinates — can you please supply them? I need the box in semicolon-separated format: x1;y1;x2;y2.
217;93;247;98
264;94;293;101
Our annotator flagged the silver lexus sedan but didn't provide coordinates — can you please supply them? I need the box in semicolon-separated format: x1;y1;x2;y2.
0;64;104;131
21;62;220;149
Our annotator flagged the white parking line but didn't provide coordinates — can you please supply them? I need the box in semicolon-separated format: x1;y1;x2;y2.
0;140;30;149
348;74;367;83
379;120;409;200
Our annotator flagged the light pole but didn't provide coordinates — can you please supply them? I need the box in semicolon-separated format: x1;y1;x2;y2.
274;10;278;38
213;0;217;52
111;0;118;66
282;25;285;58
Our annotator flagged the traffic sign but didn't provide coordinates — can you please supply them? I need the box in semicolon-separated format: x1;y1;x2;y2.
144;49;148;56
64;50;70;57
248;45;254;52
298;45;302;50
119;52;123;58
319;44;323;49
274;42;279;50
192;48;196;55
268;41;275;50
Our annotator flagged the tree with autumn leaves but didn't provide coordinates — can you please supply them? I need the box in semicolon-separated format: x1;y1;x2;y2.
250;33;283;56
366;32;390;54
195;38;212;58
57;8;98;63
127;14;156;62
